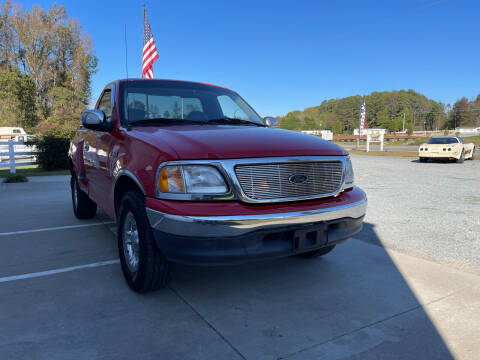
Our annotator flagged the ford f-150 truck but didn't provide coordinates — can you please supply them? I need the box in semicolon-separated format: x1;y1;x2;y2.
69;79;367;293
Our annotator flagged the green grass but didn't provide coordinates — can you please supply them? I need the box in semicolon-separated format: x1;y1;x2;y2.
348;150;418;158
349;150;480;160
467;136;480;147
0;165;70;178
335;139;427;146
337;136;480;147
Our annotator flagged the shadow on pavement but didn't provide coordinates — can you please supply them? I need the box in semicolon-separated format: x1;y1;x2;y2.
169;222;454;359
354;221;383;247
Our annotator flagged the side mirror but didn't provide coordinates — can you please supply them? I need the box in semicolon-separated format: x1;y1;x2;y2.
81;109;106;130
264;116;279;128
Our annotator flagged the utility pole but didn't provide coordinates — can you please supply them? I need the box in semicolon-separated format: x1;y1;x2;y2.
402;113;405;132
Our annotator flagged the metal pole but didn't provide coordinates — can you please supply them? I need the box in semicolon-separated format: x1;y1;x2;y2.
8;139;15;174
403;113;405;132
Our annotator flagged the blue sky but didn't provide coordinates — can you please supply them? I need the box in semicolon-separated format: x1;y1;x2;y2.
21;0;480;116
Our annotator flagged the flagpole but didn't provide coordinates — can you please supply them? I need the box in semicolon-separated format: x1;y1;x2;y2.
142;5;145;79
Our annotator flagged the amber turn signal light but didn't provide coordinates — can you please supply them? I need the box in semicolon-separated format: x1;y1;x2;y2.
158;166;184;193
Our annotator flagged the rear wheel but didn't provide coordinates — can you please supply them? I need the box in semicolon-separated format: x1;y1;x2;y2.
297;245;336;258
456;150;465;164
71;172;97;219
117;190;174;293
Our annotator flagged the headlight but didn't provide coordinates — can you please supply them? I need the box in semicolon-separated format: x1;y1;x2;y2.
158;165;228;194
344;157;354;189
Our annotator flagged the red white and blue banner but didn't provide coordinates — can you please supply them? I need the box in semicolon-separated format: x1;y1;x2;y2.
359;99;366;136
142;7;158;79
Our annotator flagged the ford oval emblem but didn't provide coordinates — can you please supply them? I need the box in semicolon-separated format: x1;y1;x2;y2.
288;173;309;184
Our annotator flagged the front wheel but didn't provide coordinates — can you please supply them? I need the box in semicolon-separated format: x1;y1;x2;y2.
71;172;97;219
117;190;174;293
297;245;336;258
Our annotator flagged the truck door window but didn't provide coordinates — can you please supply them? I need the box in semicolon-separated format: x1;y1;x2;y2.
97;89;113;127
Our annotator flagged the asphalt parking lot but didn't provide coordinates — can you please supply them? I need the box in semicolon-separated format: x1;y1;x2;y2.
1;156;479;360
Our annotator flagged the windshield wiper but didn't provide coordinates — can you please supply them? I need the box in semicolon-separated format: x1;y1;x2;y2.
207;117;266;127
128;118;201;127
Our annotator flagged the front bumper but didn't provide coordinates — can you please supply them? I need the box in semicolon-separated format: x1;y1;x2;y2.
419;152;460;159
146;196;367;265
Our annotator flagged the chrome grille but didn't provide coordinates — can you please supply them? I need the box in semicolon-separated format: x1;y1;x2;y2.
235;161;343;201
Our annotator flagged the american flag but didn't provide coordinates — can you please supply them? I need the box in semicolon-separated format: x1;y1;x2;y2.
142;7;158;79
359;98;366;136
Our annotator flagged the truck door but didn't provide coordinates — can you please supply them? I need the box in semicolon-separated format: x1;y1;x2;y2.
89;86;117;211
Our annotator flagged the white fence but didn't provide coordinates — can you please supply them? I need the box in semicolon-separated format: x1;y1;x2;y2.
0;139;37;174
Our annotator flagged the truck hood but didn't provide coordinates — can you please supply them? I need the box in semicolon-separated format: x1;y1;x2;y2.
130;125;347;160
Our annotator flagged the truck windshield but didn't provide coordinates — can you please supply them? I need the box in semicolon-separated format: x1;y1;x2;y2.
427;137;459;144
120;80;265;127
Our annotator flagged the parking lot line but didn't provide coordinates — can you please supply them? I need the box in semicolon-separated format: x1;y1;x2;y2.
0;222;115;237
0;259;120;284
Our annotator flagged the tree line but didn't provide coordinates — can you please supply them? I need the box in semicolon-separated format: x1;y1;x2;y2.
0;0;97;134
278;89;480;134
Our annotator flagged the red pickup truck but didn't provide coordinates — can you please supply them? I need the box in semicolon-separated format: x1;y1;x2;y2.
69;79;367;293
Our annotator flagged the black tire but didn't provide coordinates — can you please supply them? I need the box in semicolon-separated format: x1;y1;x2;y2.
297;245;336;258
456;150;465;164
71;172;97;219
117;190;174;293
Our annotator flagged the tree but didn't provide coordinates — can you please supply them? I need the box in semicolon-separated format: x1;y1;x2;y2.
277;89;450;134
448;98;474;129
279;111;301;130
0;67;37;131
331;121;342;134
303;116;315;130
0;1;97;133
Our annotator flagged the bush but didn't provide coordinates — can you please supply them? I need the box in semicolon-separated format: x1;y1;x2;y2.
3;174;28;183
29;128;75;170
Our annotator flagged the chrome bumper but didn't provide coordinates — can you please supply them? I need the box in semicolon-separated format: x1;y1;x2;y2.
146;198;367;238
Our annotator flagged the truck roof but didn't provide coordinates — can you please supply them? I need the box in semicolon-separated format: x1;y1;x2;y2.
112;78;231;91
